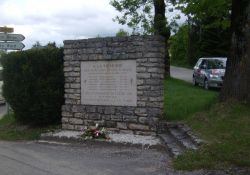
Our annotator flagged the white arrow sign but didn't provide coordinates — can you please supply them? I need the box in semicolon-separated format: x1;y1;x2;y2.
0;42;25;50
0;33;25;41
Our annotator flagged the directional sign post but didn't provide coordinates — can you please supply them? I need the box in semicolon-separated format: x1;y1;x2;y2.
0;26;25;51
0;33;25;41
0;42;25;50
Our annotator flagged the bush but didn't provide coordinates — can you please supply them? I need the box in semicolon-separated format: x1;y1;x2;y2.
1;47;64;126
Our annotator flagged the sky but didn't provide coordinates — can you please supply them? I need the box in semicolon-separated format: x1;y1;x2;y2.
0;0;186;49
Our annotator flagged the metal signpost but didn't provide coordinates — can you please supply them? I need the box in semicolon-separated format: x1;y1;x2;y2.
0;26;25;116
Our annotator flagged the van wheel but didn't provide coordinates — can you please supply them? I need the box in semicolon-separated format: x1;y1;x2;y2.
204;79;209;90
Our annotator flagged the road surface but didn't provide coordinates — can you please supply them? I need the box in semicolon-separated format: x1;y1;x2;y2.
0;104;7;120
170;66;193;83
0;141;168;175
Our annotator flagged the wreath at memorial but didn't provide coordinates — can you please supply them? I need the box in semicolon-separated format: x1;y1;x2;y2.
81;124;109;140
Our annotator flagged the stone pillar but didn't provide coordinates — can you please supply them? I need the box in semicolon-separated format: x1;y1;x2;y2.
62;35;165;135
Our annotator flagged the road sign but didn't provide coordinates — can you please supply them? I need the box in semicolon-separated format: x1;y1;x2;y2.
0;33;25;41
0;27;14;33
0;42;25;50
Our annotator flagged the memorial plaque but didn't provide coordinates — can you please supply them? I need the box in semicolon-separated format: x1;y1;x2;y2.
81;60;137;106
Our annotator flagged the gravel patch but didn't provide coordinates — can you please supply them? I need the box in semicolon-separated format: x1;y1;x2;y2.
41;130;162;147
109;133;161;146
52;130;82;138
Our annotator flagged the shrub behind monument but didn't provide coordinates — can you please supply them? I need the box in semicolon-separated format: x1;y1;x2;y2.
1;47;64;126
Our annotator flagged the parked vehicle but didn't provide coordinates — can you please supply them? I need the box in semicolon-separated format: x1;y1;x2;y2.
192;57;227;89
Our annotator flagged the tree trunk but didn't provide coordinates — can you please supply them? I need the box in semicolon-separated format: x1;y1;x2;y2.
153;0;170;78
220;0;250;104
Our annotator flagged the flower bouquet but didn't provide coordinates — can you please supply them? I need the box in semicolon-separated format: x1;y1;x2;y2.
81;124;109;140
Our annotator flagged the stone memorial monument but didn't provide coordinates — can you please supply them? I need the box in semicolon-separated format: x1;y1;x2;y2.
62;35;165;135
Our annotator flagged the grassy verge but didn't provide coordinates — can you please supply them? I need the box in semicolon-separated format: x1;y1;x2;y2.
173;102;250;170
164;78;250;170
0;114;59;140
164;78;218;120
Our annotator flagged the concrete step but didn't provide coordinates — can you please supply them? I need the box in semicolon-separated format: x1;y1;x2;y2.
177;124;204;146
158;132;186;157
168;127;198;150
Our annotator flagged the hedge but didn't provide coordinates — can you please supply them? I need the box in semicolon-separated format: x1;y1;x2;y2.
1;47;64;126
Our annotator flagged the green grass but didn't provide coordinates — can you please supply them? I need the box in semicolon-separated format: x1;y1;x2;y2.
164;78;250;170
0;114;59;140
164;78;218;120
173;102;250;170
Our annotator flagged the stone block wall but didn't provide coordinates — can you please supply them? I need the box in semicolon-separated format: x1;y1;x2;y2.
62;35;165;135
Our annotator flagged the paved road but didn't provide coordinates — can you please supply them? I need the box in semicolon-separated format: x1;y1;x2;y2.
170;66;193;83
0;104;7;120
0;141;168;175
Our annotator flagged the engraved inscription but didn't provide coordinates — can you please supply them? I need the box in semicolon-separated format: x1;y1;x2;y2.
81;60;137;106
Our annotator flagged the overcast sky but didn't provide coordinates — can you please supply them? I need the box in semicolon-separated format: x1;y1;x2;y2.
0;0;186;49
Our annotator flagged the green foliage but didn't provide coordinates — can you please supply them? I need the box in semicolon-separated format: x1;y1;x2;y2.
170;0;231;67
199;27;230;57
0;50;5;58
116;29;130;37
1;47;64;126
170;23;226;68
169;25;189;67
185;25;202;66
0;51;5;80
110;0;171;36
110;0;154;34
178;0;231;29
32;42;57;49
32;41;42;49
182;24;230;67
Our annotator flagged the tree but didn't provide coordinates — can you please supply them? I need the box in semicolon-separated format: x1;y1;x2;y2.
153;0;171;77
176;0;232;65
169;25;189;67
116;29;130;37
110;0;154;34
32;41;43;49
177;0;231;30
220;0;250;104
110;0;171;77
46;42;57;48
